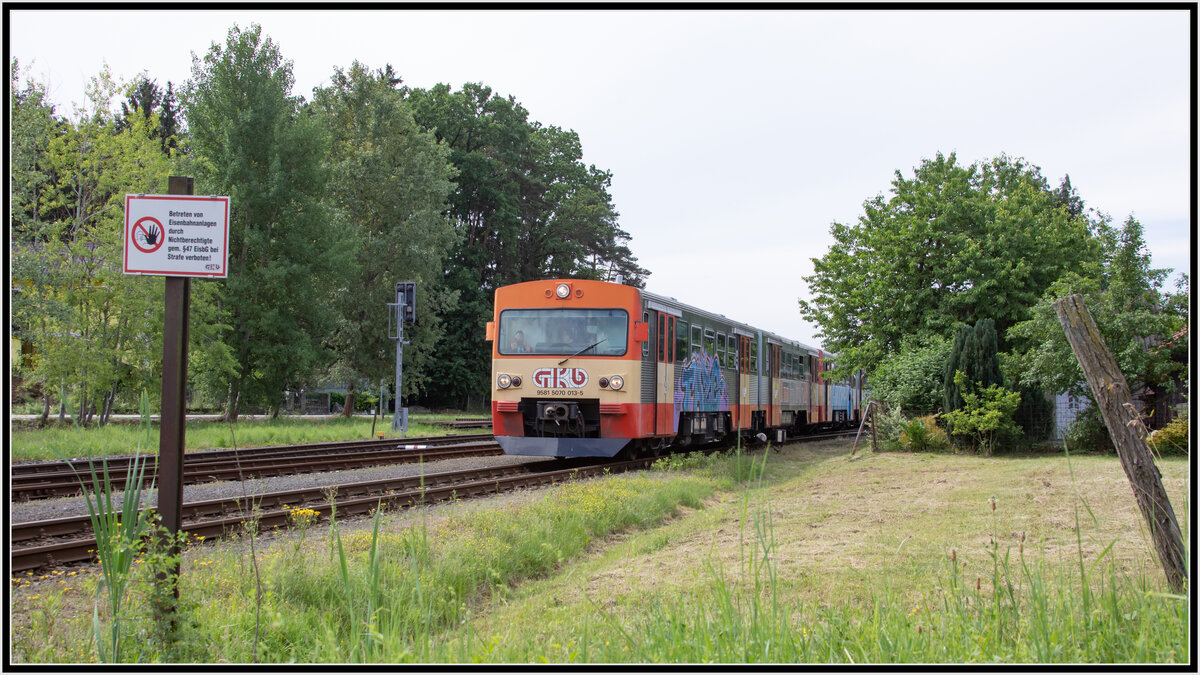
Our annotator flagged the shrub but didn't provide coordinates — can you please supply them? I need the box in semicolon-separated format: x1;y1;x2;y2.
1150;412;1188;455
1013;384;1054;442
899;415;951;452
1064;405;1114;454
899;418;928;451
873;405;909;449
869;336;951;411
941;371;1021;455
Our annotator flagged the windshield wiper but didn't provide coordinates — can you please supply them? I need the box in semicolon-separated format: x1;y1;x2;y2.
559;338;606;365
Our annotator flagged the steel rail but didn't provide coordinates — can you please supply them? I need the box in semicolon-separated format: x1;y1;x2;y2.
11;433;494;476
11;435;499;501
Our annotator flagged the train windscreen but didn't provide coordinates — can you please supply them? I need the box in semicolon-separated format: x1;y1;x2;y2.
499;309;628;356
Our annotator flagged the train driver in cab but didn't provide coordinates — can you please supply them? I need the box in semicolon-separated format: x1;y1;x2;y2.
507;329;532;353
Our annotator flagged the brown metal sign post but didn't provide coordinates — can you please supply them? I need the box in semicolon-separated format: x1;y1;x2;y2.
124;177;229;627
157;175;193;607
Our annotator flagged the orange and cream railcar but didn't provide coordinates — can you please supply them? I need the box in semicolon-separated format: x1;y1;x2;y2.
487;279;864;458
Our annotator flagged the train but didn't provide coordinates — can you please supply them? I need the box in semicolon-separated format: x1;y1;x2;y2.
487;278;866;458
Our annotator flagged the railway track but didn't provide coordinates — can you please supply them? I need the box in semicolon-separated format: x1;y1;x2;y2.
433;417;493;430
11;456;653;573
10;434;500;501
10;428;858;572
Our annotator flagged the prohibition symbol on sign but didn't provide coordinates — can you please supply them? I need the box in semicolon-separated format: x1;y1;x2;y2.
132;216;165;253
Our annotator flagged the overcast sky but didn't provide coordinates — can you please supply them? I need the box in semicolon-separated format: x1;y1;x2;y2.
9;7;1193;348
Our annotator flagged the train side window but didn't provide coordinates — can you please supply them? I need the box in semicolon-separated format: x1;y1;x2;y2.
750;341;758;372
716;333;726;367
691;325;703;359
642;312;650;357
675;320;689;364
658;313;666;362
668;316;676;363
703;329;716;360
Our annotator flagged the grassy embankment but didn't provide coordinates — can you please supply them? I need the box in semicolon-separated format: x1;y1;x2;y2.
8;435;1190;664
10;413;477;462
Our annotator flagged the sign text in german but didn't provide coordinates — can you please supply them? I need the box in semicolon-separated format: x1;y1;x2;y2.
124;194;231;277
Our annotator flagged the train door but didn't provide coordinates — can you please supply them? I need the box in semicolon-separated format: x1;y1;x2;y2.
643;310;656;434
737;335;752;430
656;312;676;436
810;353;822;425
768;343;782;427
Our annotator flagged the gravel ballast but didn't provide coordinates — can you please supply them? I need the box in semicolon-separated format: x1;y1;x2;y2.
10;453;536;525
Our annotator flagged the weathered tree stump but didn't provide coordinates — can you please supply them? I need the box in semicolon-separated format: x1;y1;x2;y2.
1054;293;1187;593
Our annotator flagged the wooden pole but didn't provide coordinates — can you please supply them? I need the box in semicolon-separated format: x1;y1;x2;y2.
156;176;193;615
870;403;878;453
1053;293;1186;592
851;401;875;456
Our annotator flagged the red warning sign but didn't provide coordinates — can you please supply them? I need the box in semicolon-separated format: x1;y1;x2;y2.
131;216;165;253
124;194;230;277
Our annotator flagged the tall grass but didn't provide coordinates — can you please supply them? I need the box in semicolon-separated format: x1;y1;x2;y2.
70;391;158;662
11;445;1189;664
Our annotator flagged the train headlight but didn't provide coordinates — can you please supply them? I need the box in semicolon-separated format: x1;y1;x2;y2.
555;283;571;299
497;374;512;389
609;375;624;391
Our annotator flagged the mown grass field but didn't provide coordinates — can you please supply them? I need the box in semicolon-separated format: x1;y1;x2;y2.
8;435;1190;665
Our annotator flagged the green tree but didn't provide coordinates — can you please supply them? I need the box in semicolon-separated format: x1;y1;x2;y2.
11;58;69;422
943;318;1003;413
117;74;183;156
182;24;352;420
1053;173;1085;219
11;65;174;425
309;62;459;413
799;152;1094;379
1007;214;1185;410
406;82;647;407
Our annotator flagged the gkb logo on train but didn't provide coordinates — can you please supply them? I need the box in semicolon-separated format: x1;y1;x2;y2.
533;367;589;395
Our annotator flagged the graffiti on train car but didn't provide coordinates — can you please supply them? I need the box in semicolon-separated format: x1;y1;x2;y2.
674;349;730;427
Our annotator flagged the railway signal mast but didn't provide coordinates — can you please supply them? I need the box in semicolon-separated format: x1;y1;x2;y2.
389;282;416;432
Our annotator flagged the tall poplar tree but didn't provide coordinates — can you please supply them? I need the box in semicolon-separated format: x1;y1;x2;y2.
309;62;459;413
182;24;352;420
406;82;647;407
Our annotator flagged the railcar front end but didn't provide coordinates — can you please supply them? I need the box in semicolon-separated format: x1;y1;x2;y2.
487;279;646;458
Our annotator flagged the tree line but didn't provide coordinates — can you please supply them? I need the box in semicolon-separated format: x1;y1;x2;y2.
10;23;647;425
801;152;1188;451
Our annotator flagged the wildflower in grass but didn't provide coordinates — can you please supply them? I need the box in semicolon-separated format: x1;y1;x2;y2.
288;508;321;528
